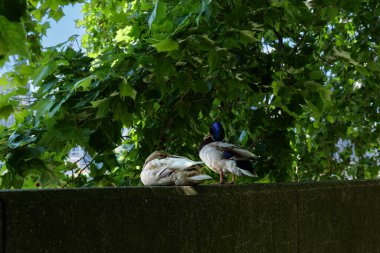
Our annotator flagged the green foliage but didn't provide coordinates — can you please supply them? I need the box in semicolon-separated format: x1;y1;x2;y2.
0;0;380;188
0;0;28;62
0;0;85;66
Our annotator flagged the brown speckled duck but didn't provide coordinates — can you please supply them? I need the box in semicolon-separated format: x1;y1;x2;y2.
141;151;212;186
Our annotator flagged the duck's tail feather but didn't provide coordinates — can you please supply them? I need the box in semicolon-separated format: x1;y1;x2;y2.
239;168;258;177
188;174;213;181
191;161;205;166
236;160;257;177
236;160;256;174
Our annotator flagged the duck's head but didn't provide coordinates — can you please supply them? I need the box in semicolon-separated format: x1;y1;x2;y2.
210;121;225;141
198;121;225;152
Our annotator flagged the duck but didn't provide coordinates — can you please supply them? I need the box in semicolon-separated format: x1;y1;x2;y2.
140;151;212;186
199;121;257;184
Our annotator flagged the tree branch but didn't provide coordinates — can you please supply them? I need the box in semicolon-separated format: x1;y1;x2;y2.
61;151;92;188
273;28;285;49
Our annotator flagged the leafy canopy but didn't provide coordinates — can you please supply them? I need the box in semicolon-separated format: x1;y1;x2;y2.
0;0;379;188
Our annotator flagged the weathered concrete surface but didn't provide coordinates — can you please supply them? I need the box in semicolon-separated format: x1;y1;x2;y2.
0;181;379;253
298;181;380;253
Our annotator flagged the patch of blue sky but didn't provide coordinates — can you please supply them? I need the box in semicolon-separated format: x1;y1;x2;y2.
42;3;85;50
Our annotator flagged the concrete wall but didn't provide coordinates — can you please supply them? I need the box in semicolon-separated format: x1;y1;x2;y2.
0;181;380;252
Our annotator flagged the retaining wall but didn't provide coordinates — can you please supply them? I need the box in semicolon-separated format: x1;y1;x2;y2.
0;180;380;252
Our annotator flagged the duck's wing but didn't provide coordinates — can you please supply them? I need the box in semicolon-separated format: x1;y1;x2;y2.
167;154;206;165
207;142;257;160
151;156;203;178
160;156;204;170
143;151;169;167
157;167;174;178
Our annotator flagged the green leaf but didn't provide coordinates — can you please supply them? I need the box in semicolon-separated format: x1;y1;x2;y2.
240;30;256;40
208;50;220;73
39;166;59;186
307;136;312;153
367;62;380;72
333;48;359;65
271;81;283;96
91;98;109;108
73;75;96;91
326;115;335;123
0;16;28;58
30;98;55;118
0;0;27;22
49;7;64;22
115;26;132;43
39;125;93;148
155;59;177;79
152;39;179;52
319;86;331;102
0;75;9;87
0;90;17;119
33;63;56;87
230;29;260;43
0;105;13;120
120;78;137;100
91;98;110;119
48;91;73;117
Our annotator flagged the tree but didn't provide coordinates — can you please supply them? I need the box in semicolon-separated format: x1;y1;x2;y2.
0;0;379;188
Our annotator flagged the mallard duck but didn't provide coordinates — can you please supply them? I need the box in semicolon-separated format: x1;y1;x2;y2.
140;151;212;186
199;122;257;184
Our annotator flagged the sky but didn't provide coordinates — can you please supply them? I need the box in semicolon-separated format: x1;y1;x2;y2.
42;4;85;49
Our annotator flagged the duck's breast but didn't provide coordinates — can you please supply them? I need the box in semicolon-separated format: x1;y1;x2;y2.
199;144;224;173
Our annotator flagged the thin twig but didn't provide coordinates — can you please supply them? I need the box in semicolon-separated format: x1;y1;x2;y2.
77;154;98;177
61;151;89;188
273;28;285;49
74;35;81;50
